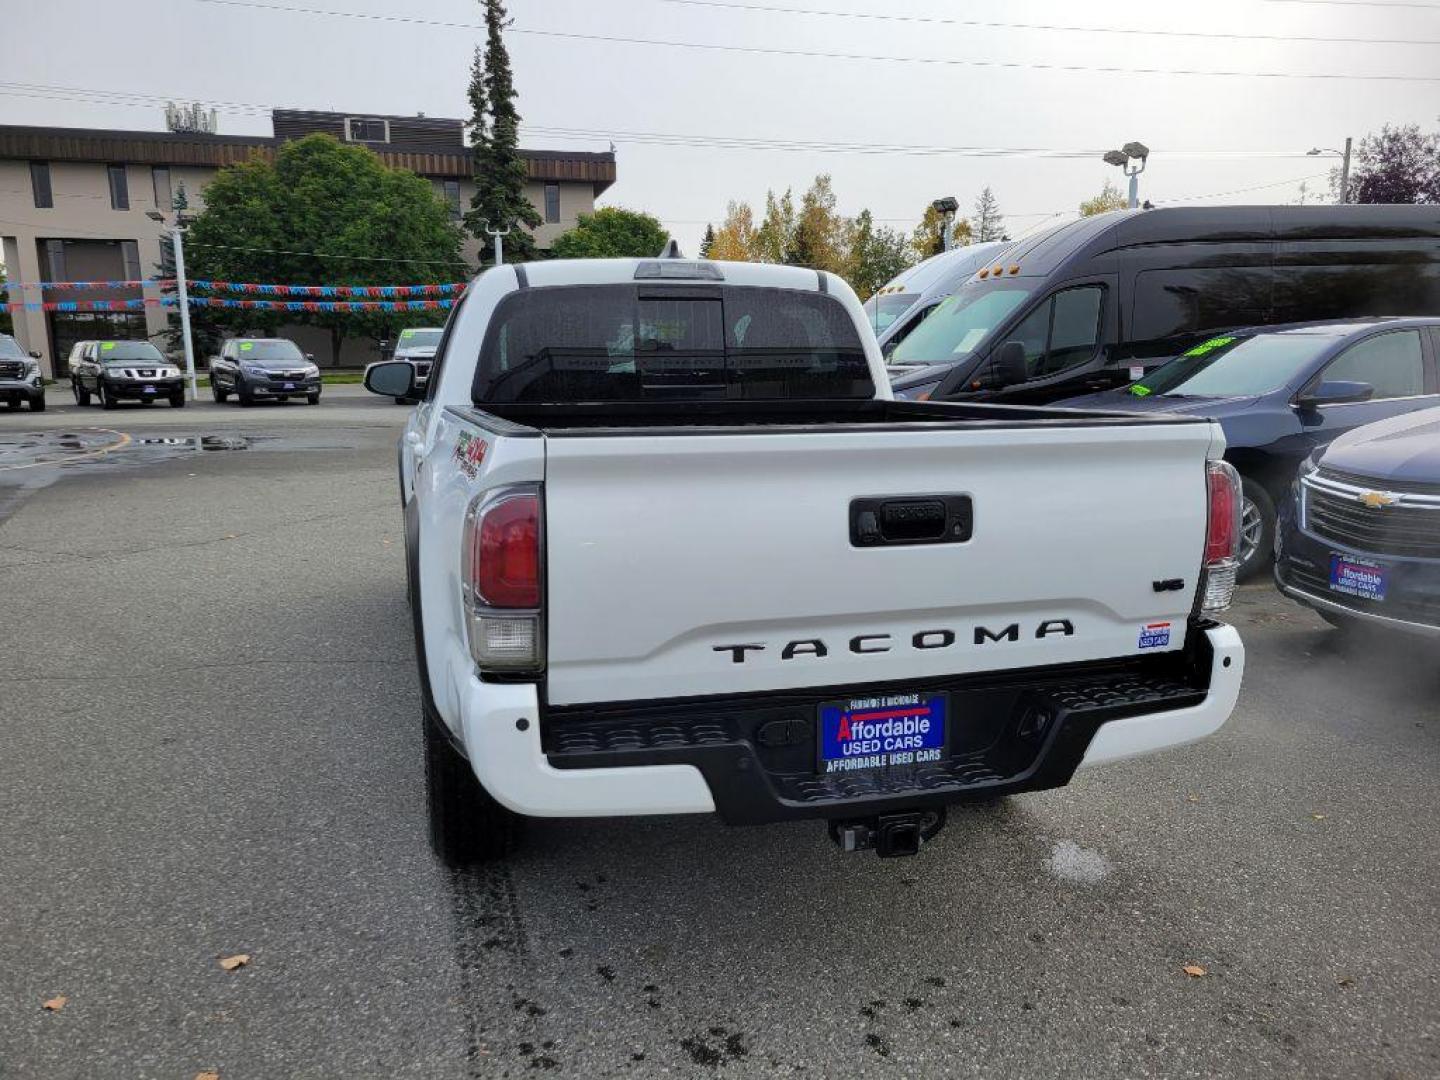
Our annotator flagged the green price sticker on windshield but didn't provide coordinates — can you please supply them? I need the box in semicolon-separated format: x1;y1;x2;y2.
399;329;415;341
102;342;116;351
1129;385;1152;397
240;342;254;351
1183;335;1235;358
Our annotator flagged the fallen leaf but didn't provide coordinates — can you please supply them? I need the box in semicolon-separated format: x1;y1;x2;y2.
1185;793;1200;803
1336;976;1355;988
196;1071;220;1080
42;995;67;1011
1312;813;1326;821
221;534;237;540
218;954;250;972
1182;965;1208;978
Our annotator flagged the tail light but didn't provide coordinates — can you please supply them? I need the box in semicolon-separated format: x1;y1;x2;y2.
462;485;544;672
1199;460;1242;614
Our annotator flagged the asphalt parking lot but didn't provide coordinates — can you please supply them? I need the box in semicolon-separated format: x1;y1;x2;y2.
1;390;1437;1079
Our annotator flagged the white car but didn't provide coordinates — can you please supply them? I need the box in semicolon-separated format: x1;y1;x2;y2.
365;255;1245;864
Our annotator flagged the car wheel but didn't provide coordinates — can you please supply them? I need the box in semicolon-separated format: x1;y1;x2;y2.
307;393;321;406
423;698;522;866
212;380;228;404
73;379;90;407
29;395;45;412
169;392;185;408
237;379;254;407
1236;477;1275;583
99;382;117;410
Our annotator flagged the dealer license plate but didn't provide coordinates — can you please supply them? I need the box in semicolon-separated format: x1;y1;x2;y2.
283;382;296;390
817;691;947;774
1329;554;1387;602
142;385;157;394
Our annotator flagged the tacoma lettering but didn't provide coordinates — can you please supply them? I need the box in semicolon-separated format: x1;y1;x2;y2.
715;620;1074;663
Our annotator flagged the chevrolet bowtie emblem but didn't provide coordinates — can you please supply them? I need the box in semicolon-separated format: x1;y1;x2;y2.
1359;490;1398;509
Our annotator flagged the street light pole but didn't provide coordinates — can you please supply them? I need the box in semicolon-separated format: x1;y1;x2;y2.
1103;142;1150;209
1340;136;1353;205
171;225;197;400
485;222;511;266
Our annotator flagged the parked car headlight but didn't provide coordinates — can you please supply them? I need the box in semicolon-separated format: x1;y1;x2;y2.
241;363;268;376
304;364;320;377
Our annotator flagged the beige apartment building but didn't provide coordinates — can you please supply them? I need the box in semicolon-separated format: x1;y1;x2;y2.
0;109;616;374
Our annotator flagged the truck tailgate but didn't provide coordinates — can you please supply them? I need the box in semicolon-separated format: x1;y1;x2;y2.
542;422;1216;706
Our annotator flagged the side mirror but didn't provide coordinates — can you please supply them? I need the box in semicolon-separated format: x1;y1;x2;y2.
363;360;418;400
28;350;41;360
1297;379;1374;408
304;352;315;362
991;341;1029;389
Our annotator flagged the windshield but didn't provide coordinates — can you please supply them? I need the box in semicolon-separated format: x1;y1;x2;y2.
1131;334;1334;398
861;294;917;334
398;328;444;348
99;342;164;362
0;336;26;360
889;283;1034;367
237;340;305;361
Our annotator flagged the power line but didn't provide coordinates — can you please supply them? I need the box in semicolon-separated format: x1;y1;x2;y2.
1264;0;1440;7
185;241;469;267
658;0;1440;48
192;0;1440;83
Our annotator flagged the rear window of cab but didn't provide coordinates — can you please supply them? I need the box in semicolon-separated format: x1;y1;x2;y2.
470;285;874;403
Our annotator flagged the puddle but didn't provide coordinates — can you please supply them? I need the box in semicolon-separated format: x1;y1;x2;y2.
131;435;260;451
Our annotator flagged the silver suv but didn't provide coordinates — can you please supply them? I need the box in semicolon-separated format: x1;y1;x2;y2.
0;334;45;412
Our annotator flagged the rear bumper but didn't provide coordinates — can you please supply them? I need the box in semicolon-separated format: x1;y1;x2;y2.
458;624;1243;820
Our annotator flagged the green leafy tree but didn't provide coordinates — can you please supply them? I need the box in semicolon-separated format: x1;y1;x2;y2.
181;134;465;365
971;186;1005;243
549;207;670;258
789;175;849;275
847;210;914;299
753;188;796;263
465;0;542;264
698;223;716;258
1079;178;1127;217
1341;123;1440;204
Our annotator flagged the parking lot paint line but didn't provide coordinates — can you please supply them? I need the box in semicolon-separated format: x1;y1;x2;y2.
0;428;131;471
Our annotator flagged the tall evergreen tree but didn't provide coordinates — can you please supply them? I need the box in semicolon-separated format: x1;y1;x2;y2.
699;223;716;258
971;187;1005;243
465;0;542;264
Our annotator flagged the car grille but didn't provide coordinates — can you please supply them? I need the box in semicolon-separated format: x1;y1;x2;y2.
1304;472;1440;559
0;361;28;378
1282;563;1440;627
266;370;308;382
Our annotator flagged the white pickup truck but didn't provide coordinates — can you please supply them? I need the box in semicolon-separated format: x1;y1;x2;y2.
364;255;1246;863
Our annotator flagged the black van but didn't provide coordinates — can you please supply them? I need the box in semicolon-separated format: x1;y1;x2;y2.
887;205;1440;402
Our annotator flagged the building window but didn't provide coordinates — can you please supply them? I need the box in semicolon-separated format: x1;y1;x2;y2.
44;239;67;282
121;241;141;281
152;166;172;212
30;161;52;208
346;117;389;143
107;164;129;210
443;179;461;221
544;182;560;224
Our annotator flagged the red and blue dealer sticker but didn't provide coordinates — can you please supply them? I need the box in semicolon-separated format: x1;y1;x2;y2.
817;692;947;774
1138;621;1172;649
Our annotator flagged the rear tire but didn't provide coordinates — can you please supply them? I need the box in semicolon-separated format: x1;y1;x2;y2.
307;393;321;405
212;380;228;404
1236;477;1275;583
423;700;522;866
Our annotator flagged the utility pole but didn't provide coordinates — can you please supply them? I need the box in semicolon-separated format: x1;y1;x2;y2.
485;222;511;266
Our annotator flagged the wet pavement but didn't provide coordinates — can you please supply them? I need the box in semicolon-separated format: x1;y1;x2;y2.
1;404;1437;1079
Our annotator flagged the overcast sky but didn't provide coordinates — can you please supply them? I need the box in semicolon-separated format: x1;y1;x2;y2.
6;0;1440;253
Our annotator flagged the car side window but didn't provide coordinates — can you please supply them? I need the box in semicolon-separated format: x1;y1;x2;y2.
424;288;469;401
1003;286;1104;380
1322;330;1426;400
